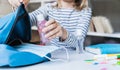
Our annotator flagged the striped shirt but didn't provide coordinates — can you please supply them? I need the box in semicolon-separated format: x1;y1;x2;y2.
29;3;92;48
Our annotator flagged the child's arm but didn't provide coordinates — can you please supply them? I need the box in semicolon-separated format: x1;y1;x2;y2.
77;8;92;38
29;4;49;26
51;8;92;48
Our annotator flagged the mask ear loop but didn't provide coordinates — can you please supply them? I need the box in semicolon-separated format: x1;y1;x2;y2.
44;46;70;62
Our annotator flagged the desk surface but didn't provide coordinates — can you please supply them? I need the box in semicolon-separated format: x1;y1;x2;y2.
0;49;120;70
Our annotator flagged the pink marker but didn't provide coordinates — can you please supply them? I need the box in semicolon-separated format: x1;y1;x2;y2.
37;14;48;45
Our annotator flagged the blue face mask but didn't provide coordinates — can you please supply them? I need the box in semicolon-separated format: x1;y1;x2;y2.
0;43;69;67
16;43;70;62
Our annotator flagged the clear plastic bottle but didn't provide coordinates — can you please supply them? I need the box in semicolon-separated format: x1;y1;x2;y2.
76;25;84;54
37;14;48;45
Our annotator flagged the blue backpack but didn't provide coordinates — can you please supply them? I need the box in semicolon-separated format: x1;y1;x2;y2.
0;3;31;45
0;3;50;67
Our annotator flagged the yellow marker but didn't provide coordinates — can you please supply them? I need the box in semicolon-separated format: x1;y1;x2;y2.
107;54;120;57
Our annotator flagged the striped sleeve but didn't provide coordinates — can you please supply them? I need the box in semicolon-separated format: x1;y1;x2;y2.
29;4;49;26
56;8;92;48
77;8;92;38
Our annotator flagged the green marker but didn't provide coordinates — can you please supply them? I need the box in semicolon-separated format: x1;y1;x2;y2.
84;59;94;62
117;61;120;65
117;55;120;59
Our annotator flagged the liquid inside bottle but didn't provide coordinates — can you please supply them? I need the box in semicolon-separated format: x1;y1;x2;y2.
37;14;48;45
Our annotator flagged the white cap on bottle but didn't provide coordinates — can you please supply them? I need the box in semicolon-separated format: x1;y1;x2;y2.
36;14;45;21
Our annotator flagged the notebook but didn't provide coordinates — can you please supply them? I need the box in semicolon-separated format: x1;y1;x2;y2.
85;44;120;54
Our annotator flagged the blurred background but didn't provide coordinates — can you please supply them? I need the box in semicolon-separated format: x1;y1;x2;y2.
0;0;120;33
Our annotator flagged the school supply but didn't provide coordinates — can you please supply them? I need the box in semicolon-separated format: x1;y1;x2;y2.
85;44;120;54
0;2;31;45
94;54;120;60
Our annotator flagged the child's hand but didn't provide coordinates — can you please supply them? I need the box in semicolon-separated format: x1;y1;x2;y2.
42;19;67;41
8;0;29;8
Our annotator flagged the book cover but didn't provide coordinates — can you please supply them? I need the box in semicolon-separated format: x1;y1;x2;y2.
85;44;120;54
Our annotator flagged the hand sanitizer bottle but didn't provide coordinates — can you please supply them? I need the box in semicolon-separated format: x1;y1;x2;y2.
76;25;84;54
37;14;48;45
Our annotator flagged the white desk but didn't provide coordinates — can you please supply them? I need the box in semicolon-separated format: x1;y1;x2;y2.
0;49;120;70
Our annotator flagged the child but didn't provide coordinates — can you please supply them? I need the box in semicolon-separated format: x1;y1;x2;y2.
8;0;92;50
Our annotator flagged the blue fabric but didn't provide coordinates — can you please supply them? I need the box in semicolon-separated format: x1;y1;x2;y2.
0;44;18;66
0;3;50;67
0;44;50;67
10;52;46;67
0;13;16;44
9;3;31;43
87;44;120;54
0;3;31;44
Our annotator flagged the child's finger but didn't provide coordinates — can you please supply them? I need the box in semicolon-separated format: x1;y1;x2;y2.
42;22;57;33
45;25;60;38
45;19;55;26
